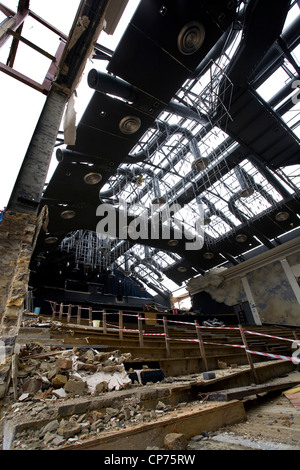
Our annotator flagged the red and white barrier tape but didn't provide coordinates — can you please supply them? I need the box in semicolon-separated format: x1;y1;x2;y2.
143;332;166;336
245;348;300;364
243;329;296;343
45;300;299;355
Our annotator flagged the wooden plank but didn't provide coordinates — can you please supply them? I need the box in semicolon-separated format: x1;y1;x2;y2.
207;381;300;401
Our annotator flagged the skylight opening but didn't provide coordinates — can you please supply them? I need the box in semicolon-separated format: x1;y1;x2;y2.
282;102;300;138
256;67;293;102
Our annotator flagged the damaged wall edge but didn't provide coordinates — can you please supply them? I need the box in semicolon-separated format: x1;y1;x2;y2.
0;0;112;405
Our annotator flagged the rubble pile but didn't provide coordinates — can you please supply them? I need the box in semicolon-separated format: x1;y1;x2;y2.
5;397;188;450
16;343;132;400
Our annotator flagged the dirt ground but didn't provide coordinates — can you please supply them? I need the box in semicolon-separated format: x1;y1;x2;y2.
188;370;300;450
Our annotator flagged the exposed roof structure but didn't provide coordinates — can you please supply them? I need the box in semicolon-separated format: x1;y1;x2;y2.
2;0;300;300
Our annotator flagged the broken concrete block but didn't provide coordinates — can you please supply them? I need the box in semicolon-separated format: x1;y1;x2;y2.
57;420;80;439
42;420;59;435
51;374;68;389
43;432;56;445
95;381;108;393
156;401;167;410
55;357;73;371
64;379;86;395
164;433;188;450
203;371;216;380
22;377;42;395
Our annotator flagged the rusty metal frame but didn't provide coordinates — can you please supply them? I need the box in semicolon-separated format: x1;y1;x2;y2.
0;1;67;94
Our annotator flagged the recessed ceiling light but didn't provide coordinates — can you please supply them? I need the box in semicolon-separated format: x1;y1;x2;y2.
44;236;58;244
239;187;254;198
235;233;248;243
119;115;141;134
275;211;290;222
60;210;76;219
177;266;187;272
152;196;166;206
84;172;102;185
203;251;214;259
168;239;179;247
191;157;209;172
83;263;93;269
177;21;205;55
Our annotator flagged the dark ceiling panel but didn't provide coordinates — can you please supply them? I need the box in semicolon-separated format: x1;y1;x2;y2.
107;0;237;103
221;88;300;168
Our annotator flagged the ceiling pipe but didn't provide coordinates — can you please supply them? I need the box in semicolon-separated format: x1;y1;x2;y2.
88;69;210;125
88;68;138;102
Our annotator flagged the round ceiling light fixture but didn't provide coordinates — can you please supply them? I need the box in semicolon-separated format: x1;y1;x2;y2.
178;21;205;55
44;236;58;244
83;172;102;185
203;251;214;260
177;266;187;273
60;210;76;219
119;115;141;134
239;187;254;198
235;233;248;243
275;211;290;222
191;157;209;172
168;239;179;247
152;196;167;206
35;254;45;261
83;262;93;269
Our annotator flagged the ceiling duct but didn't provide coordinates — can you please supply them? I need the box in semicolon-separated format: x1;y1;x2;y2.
88;69;138;102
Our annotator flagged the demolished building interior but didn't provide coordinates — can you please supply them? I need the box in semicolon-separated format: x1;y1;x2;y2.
1;0;300;451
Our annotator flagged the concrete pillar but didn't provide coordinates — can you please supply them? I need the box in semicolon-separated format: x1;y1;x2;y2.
241;276;262;325
280;258;300;305
0;88;68;402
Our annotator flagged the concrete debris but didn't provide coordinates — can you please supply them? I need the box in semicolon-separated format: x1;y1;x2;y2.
0;342;178;449
14;343;132;401
2;395;188;450
164;432;188;450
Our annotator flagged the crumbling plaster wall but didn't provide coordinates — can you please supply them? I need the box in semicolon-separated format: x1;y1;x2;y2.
188;252;300;327
0;210;38;399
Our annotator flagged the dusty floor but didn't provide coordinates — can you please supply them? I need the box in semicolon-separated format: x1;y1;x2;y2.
188;370;300;450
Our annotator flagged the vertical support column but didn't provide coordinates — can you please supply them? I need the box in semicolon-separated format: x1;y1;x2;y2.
239;324;259;384
52;302;57;320
67;304;72;324
163;316;170;357
241;276;262;325
280;258;300;304
138;313;144;347
103;310;107;334
7;88;68;214
77;306;81;325
195;320;208;371
58;302;63;321
88;307;93;326
119;310;123;340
